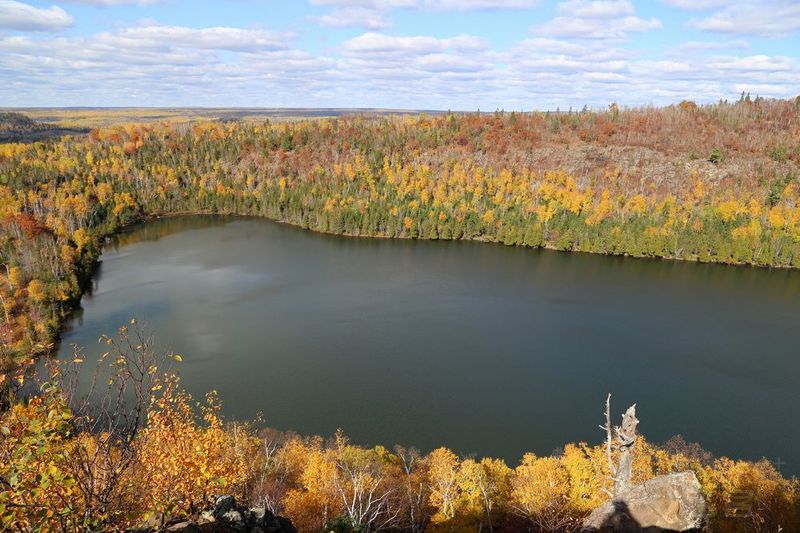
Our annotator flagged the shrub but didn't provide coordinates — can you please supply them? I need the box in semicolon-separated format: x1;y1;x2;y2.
770;146;788;162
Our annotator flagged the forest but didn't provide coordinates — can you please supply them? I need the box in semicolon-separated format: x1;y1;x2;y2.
1;98;799;370
0;113;88;144
1;98;800;530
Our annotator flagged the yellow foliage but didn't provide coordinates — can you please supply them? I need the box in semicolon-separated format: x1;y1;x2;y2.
768;206;786;229
0;186;21;218
2;371;800;531
536;202;556;225
560;443;606;512
586;190;613;226
134;375;251;519
717;200;743;223
73;227;91;251
625;194;647;217
731;218;761;240
7;266;22;289
511;454;570;516
456;457;511;524
428;447;459;523
26;279;46;304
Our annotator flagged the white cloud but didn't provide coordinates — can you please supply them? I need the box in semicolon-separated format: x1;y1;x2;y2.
310;0;537;9
414;53;486;72
314;7;391;29
660;0;727;9
310;0;539;28
0;27;335;107
341;32;488;56
557;0;634;19
343;32;445;55
422;0;538;8
516;37;579;54
0;3;798;110
535;0;660;40
61;0;162;5
709;54;796;72
687;2;800;37
667;39;750;56
334;31;499;94
0;0;72;32
444;34;489;51
103;24;292;51
536;15;661;39
310;0;415;7
503;0;798;110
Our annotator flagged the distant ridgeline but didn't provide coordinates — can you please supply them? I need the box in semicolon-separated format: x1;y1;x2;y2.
0;112;88;143
1;98;800;367
0;112;38;129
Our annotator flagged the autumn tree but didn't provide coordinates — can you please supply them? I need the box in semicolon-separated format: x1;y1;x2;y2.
511;454;576;532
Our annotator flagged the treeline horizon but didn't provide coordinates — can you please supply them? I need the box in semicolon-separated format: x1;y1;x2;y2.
5;92;786;117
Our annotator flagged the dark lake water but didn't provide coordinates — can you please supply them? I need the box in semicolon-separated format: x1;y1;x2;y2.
58;215;800;474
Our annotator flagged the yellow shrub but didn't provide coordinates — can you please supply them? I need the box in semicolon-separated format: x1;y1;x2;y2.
0;385;79;531
133;374;252;521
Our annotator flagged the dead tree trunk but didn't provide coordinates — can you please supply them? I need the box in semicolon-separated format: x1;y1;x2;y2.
614;404;638;495
600;395;639;497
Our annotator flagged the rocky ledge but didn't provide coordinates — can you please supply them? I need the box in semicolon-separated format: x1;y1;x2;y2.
160;495;296;533
582;471;706;532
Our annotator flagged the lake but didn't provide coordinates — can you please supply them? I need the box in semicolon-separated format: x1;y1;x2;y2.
57;215;800;474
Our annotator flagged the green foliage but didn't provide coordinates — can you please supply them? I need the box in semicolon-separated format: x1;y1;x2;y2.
0;382;78;531
325;515;362;533
0;112;36;128
769;146;788;162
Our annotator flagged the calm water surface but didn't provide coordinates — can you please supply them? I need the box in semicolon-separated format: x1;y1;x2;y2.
58;216;800;473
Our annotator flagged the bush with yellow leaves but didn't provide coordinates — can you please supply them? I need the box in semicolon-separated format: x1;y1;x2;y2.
133;374;255;524
511;454;574;531
0;381;79;531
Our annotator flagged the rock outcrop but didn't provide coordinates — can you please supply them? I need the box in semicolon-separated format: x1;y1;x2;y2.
582;472;706;532
163;495;296;533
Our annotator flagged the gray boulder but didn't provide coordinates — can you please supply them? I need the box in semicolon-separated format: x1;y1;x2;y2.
213;495;237;520
582;472;706;532
164;495;296;533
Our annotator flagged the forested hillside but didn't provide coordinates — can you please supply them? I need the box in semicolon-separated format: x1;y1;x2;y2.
0;112;88;143
2;98;799;370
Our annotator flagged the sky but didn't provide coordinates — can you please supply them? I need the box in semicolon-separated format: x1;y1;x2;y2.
1;0;799;109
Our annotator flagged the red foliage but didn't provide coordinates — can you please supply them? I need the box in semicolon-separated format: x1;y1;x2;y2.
9;213;47;238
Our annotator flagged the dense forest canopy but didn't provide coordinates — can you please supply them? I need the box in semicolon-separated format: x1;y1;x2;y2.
1;99;800;530
0;113;38;129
